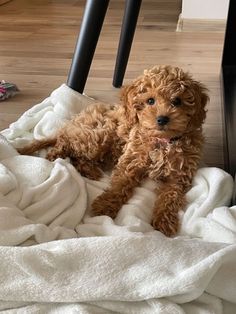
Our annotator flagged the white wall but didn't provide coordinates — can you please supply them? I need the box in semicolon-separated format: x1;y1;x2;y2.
181;0;229;19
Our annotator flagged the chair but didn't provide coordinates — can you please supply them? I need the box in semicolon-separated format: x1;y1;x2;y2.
221;0;236;176
67;0;142;93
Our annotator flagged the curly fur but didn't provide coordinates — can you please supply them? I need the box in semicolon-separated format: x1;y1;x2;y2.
18;65;209;236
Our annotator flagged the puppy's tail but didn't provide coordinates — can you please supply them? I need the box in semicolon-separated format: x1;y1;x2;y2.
17;137;57;155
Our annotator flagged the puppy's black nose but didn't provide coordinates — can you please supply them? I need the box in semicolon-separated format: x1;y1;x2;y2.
157;116;169;126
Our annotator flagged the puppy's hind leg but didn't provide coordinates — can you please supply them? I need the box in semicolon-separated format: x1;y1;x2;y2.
46;137;69;161
71;157;103;180
17;138;57;155
65;128;116;180
46;134;104;180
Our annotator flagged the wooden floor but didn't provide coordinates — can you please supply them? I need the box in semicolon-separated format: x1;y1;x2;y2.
0;0;226;168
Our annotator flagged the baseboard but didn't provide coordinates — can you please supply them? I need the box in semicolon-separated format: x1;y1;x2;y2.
176;14;226;32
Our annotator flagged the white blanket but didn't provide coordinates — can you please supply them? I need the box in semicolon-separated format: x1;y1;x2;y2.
1;84;236;313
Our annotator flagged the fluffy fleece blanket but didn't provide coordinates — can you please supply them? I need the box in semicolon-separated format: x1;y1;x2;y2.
1;84;236;313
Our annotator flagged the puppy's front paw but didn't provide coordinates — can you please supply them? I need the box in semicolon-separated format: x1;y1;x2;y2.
91;193;121;219
152;210;179;237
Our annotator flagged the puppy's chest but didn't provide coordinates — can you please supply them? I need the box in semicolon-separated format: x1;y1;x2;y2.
147;144;184;178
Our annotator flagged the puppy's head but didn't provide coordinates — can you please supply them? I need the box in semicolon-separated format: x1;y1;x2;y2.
121;65;209;138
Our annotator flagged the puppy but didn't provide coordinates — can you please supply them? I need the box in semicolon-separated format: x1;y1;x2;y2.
18;65;209;236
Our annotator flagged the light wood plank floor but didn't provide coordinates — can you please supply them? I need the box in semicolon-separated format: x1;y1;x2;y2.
0;0;226;168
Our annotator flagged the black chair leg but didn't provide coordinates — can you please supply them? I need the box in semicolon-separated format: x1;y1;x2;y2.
221;0;236;176
67;0;110;93
113;0;142;87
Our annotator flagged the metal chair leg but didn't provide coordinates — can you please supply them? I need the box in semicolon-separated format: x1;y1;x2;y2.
113;0;142;87
221;0;236;176
67;0;110;93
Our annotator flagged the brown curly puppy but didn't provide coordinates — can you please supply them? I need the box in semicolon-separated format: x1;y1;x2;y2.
18;65;209;236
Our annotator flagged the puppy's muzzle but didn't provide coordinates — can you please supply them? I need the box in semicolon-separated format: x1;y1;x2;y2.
157;116;169;126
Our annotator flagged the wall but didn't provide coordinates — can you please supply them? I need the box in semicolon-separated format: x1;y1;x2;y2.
181;0;229;20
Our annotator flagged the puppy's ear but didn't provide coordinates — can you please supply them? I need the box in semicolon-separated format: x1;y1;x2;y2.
120;83;140;125
190;81;209;129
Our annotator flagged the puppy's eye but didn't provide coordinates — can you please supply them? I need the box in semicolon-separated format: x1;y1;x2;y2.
147;98;155;105
171;97;181;107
